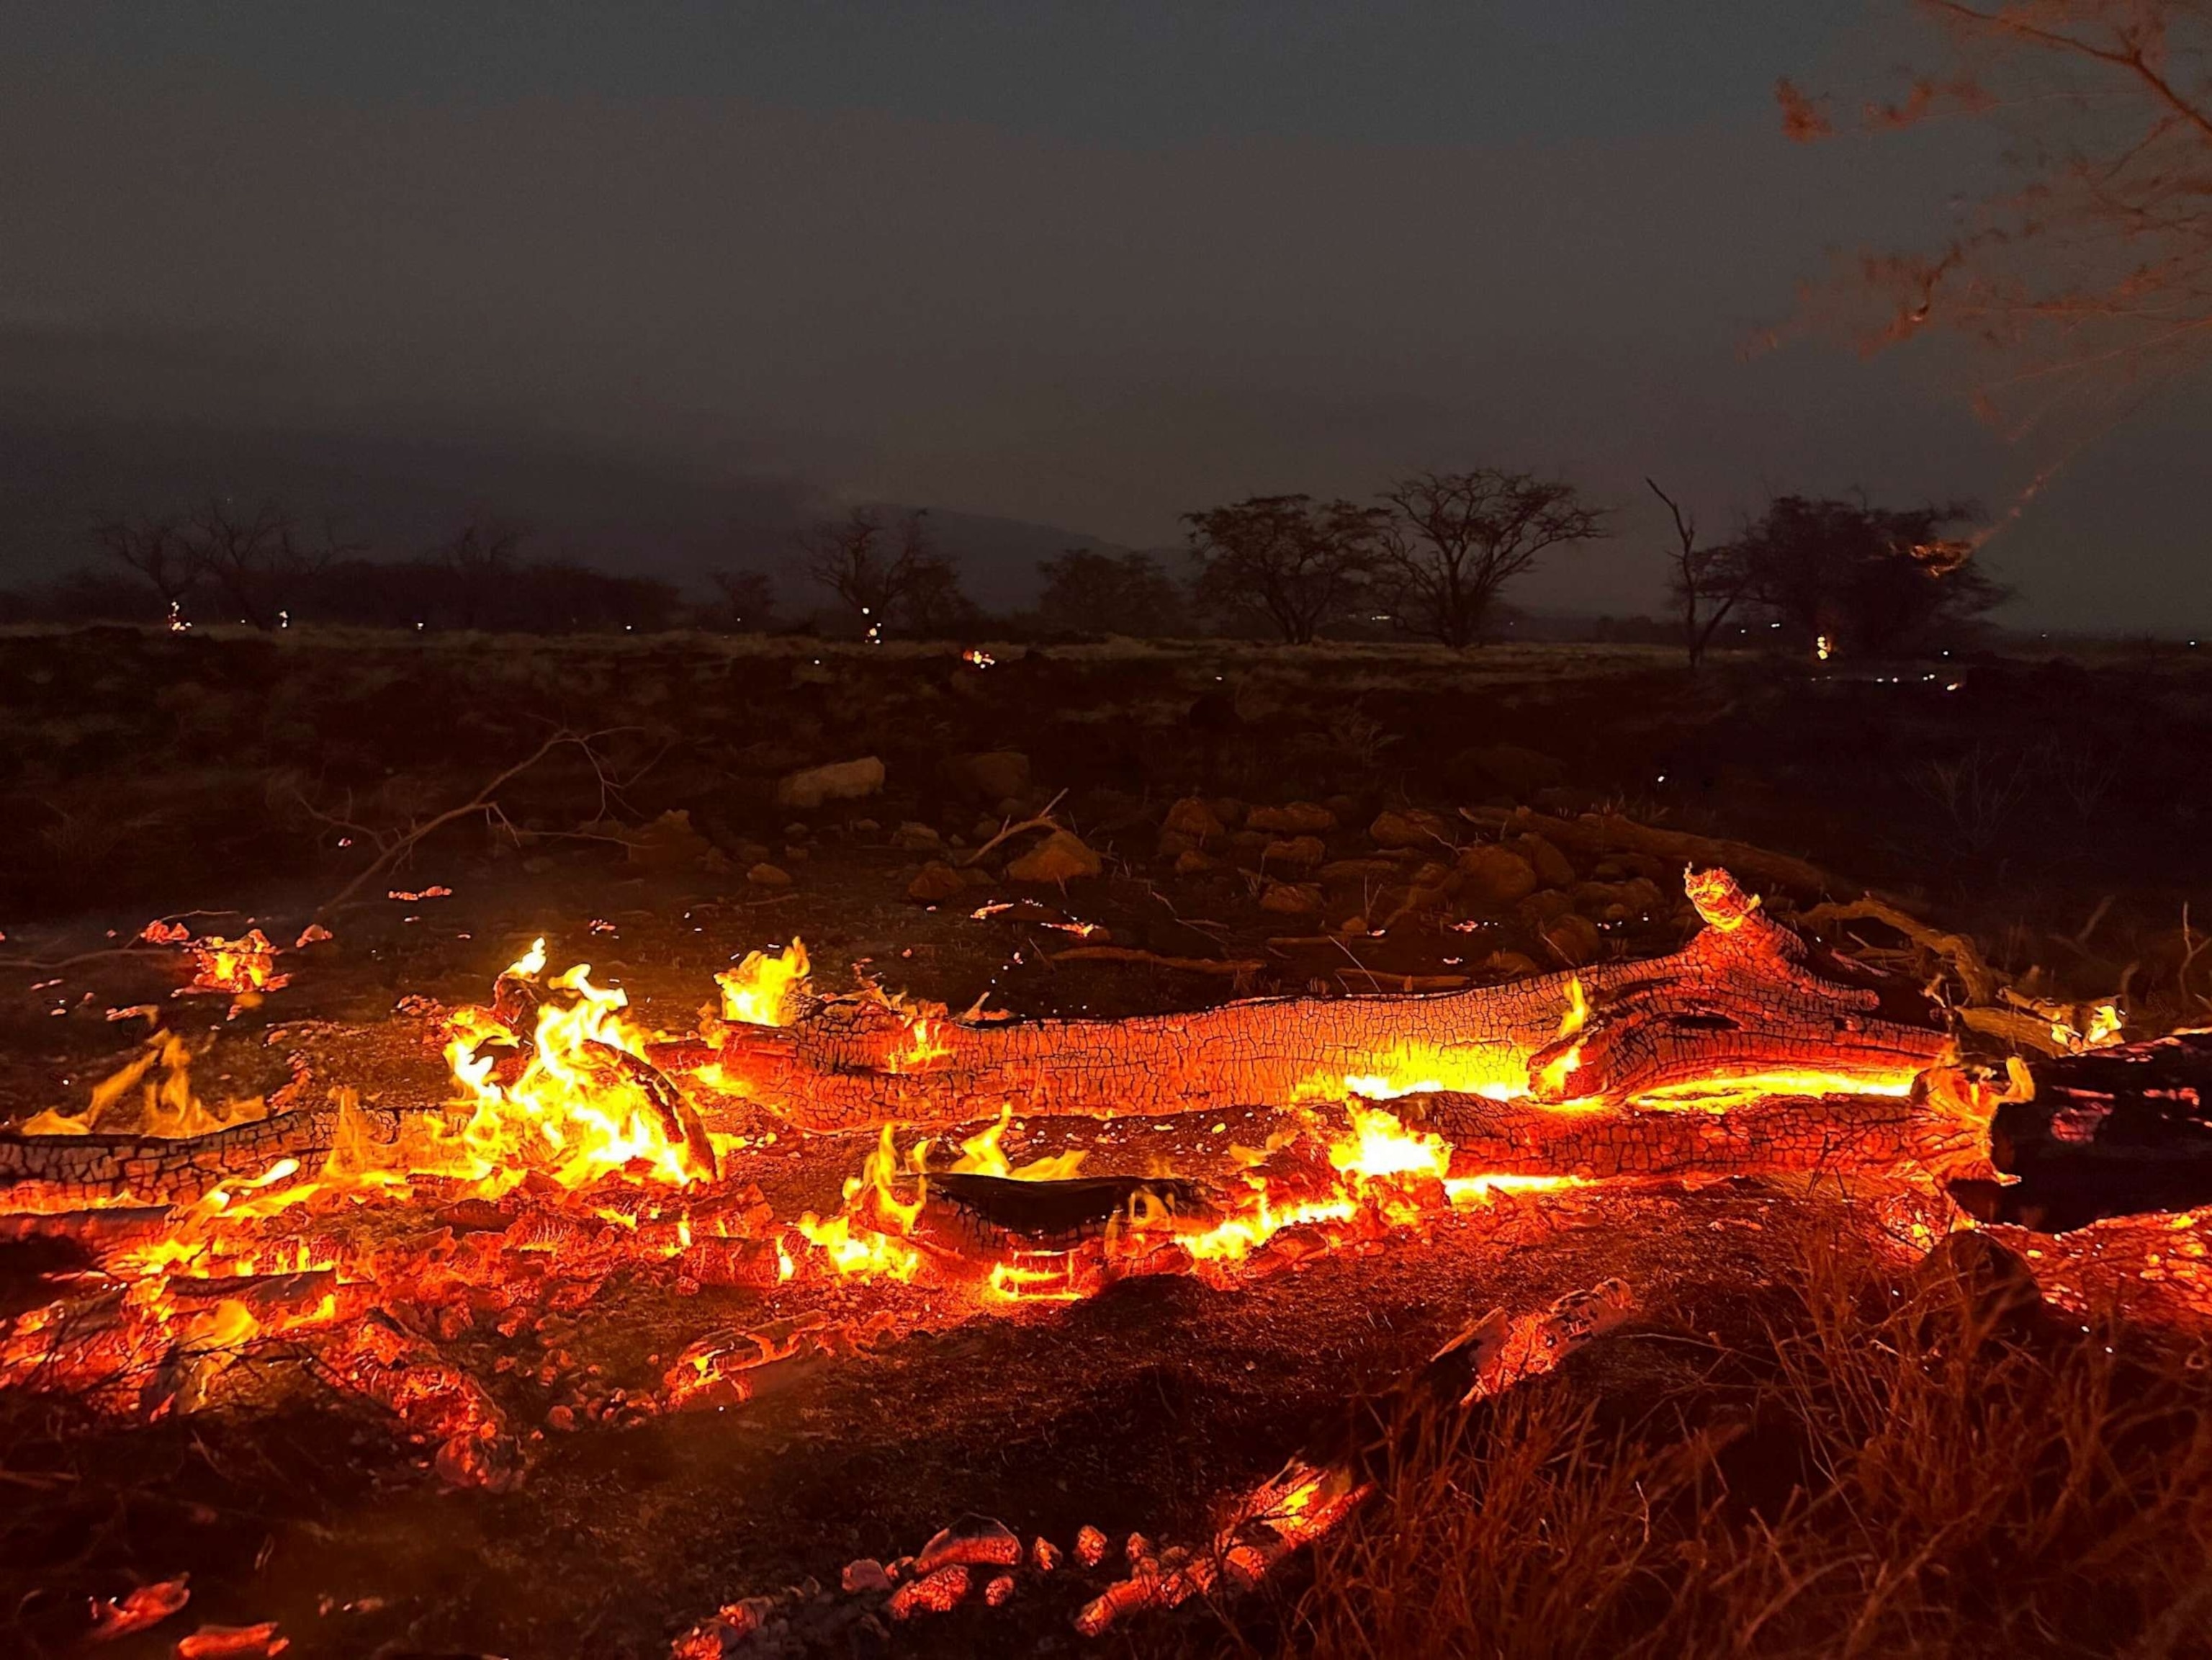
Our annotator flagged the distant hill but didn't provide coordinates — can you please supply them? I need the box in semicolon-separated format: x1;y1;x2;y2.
0;416;1129;613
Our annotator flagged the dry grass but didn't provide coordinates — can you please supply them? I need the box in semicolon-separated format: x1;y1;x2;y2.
1212;1231;2212;1659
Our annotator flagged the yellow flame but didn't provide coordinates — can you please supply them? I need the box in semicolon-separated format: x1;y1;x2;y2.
717;940;809;1027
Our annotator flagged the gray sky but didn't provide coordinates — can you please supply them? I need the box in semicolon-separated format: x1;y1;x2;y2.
2;2;2203;629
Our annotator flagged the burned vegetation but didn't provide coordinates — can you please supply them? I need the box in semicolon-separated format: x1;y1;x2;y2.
2;632;2211;1658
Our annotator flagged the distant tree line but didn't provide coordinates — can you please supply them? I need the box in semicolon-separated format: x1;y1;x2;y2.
0;470;2010;661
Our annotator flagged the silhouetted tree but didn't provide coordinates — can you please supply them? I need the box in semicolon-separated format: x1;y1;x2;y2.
1648;478;1748;668
1185;495;1382;644
708;569;777;632
900;557;982;638
431;513;529;630
1374;470;1607;647
91;513;202;623
802;507;947;641
181;498;356;629
1035;549;1186;637
1724;495;2005;658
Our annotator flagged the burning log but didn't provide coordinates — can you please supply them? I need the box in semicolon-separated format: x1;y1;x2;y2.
316;1311;521;1489
1408;1085;1995;1190
685;869;1947;1132
0;1098;406;1207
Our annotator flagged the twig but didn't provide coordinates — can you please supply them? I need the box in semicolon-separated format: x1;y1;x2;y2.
1046;946;1263;976
312;733;602;922
958;789;1069;868
1800;894;2000;1005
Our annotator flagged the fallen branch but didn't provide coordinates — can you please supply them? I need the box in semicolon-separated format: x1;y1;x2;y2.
1463;805;1838;901
311;732;607;921
1801;893;2001;1005
1045;946;1264;977
958;789;1069;869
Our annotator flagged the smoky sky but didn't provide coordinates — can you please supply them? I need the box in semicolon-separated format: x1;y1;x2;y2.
2;2;2204;630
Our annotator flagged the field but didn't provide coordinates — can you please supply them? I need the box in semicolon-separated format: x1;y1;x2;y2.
2;627;2210;1659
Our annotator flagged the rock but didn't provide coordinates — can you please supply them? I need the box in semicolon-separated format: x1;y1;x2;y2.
1174;848;1221;874
1260;835;1326;871
775;756;885;809
907;861;966;903
1515;834;1577;889
916;1514;1022;1574
1162;797;1226;839
1516;888;1575;928
747;863;793;889
851;818;881;834
1247;801;1336;834
1911;1231;2045;1338
1486;950;1541;977
961;866;996;887
624;809;714;871
1573;877;1665;920
1465;743;1566;798
891;821;943;851
1543;912;1602;966
1455;844;1539;908
1318;858;1398;885
1370;808;1452;849
1259;881;1323;915
1154;827;1198;859
1007;830;1101;884
954;751;1031;803
842;1558;892;1595
1210;797;1248;828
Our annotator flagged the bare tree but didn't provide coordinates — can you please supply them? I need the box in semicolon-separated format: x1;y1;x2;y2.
431;513;529;630
1184;494;1382;644
801;507;944;642
1373;470;1607;648
1781;2;2212;426
707;569;777;632
1648;478;1748;668
181;498;351;629
91;513;201;623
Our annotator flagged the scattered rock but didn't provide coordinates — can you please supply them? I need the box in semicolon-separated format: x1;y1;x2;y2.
916;1514;1022;1574
1515;833;1577;889
1259;881;1323;915
1210;797;1248;828
954;751;1031;803
775;756;884;810
625;809;715;873
1007;830;1102;884
1912;1231;2046;1339
842;1558;892;1595
1261;835;1326;871
1318;858;1399;885
1247;801;1336;834
1573;877;1665;920
907;861;966;903
1486;950;1541;977
891;821;943;851
1455;844;1539;908
1543;912;1602;966
1370;808;1452;849
746;863;793;889
1174;848;1222;875
1162;797;1226;839
1516;888;1575;928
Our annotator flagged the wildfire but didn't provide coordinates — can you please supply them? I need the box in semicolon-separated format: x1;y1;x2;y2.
441;940;709;1193
717;940;809;1027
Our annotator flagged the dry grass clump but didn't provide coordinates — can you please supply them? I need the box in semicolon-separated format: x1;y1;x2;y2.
1233;1232;2212;1659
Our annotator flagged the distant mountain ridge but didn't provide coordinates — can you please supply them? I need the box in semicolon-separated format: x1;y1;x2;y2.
0;415;1133;612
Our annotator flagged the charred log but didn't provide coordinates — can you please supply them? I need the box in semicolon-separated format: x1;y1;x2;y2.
1951;1030;2212;1231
